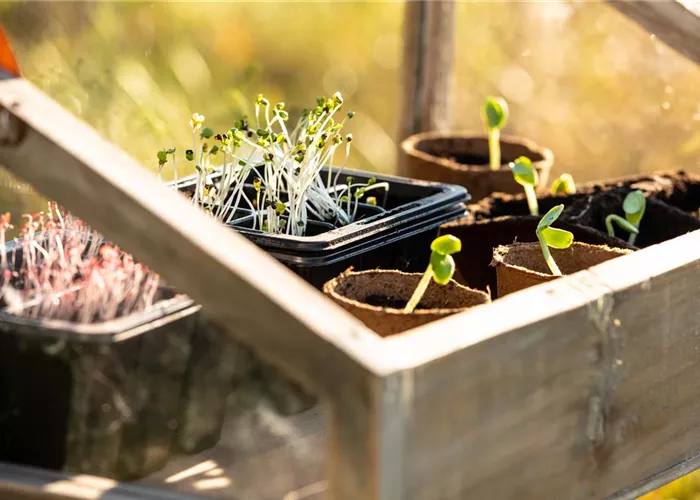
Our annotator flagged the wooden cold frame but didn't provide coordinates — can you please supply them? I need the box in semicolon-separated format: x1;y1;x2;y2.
2;0;700;497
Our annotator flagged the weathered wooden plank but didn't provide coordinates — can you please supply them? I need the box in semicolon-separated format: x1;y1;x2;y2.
0;78;398;500
380;228;700;499
398;0;455;175
0;462;201;500
607;0;700;66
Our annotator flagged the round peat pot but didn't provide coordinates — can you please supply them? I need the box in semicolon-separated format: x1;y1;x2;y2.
401;131;553;202
439;215;633;297
492;242;632;297
323;270;490;337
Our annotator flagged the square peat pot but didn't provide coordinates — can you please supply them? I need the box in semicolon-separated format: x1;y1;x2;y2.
174;167;469;288
0;291;198;481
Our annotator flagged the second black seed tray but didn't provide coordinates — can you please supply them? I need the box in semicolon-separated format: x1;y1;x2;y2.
174;167;469;287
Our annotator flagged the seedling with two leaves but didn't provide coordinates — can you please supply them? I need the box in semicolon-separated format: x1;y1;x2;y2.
404;235;461;314
536;204;574;276
510;158;578;217
605;190;645;246
510;157;540;216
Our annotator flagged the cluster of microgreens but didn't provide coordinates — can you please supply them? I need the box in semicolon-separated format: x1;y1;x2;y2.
157;92;388;236
605;190;645;246
404;235;461;314
536;204;574;276
509;156;577;216
0;204;160;323
481;96;509;171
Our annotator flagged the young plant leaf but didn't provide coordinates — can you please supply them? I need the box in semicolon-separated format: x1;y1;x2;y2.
623;190;646;226
481;96;509;130
550;174;576;195
430;252;455;285
430;234;462;255
539;227;574;249
537;204;565;231
509;156;538;187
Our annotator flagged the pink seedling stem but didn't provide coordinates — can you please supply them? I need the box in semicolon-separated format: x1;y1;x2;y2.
0;204;161;324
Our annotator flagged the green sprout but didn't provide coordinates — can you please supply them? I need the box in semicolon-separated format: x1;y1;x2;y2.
509;156;539;216
404;235;461;314
605;214;639;242
156;147;176;182
606;190;645;246
550;174;576;195
536;204;574;276
481;96;509;171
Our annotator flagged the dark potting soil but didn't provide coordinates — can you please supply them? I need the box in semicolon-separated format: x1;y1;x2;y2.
364;294;428;311
464;171;700;223
467;192;590;222
447;153;489;167
630;171;700;214
564;189;700;248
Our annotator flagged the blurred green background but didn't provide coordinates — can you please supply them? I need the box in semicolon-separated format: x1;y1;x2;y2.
0;2;699;496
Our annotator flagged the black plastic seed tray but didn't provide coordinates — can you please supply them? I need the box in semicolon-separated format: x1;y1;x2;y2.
174;167;469;287
0;288;197;480
0;242;241;480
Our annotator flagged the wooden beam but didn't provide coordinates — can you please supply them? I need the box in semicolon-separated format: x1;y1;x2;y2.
607;0;700;66
381;228;700;499
0;463;201;500
0;78;399;500
398;0;455;176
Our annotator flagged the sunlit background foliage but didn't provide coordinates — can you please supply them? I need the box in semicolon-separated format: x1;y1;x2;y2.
0;2;699;495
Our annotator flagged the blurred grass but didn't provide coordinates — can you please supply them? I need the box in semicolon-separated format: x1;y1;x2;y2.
0;2;699;495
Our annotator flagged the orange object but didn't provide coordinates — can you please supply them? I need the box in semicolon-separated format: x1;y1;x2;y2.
0;24;20;77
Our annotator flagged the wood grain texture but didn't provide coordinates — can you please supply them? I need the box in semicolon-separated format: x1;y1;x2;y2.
0;462;201;500
607;0;700;66
381;229;700;499
0;79;396;500
398;0;455;175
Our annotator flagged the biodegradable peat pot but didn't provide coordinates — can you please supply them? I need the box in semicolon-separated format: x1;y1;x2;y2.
439;216;633;297
323;270;490;337
401;131;553;202
492;242;632;297
565;189;700;248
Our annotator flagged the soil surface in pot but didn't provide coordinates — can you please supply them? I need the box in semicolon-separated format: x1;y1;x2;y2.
417;136;546;167
439;216;632;297
323;269;489;337
493;242;632;297
630;170;700;215
565;189;700;248
465;170;700;223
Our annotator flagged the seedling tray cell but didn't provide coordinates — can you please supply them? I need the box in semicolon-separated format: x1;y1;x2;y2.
564;189;700;248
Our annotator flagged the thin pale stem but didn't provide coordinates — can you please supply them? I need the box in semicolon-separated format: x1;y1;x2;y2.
404;265;433;314
524;184;539;216
488;128;501;171
605;215;616;238
538;233;562;276
628;231;637;246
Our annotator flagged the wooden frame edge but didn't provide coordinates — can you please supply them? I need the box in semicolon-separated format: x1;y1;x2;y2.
606;0;700;66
